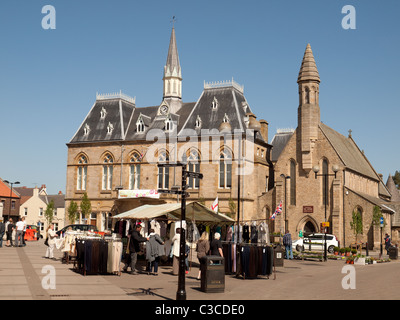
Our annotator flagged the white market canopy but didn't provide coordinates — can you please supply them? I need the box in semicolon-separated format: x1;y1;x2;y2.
113;202;235;223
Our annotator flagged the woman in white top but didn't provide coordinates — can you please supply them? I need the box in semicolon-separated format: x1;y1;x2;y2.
171;228;181;275
45;224;58;259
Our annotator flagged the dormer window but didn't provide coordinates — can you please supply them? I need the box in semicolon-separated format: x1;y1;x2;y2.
242;102;248;113
165;116;173;132
223;113;230;123
136;118;145;133
100;107;107;119
107;122;114;134
83;124;90;136
195;115;202;129
211;97;219;110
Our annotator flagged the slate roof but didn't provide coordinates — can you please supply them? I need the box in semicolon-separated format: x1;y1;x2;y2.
386;174;400;202
70;99;135;143
320;123;378;180
270;130;295;162
69;84;264;144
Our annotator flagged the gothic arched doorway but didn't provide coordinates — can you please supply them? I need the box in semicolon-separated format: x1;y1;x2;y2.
304;221;316;234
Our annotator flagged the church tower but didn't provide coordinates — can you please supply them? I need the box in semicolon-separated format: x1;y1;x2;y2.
297;44;320;172
162;27;183;114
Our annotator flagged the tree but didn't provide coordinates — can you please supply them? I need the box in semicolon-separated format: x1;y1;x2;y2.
228;197;236;219
350;208;363;243
67;200;79;224
80;192;92;221
393;171;400;190
44;200;55;227
372;205;386;228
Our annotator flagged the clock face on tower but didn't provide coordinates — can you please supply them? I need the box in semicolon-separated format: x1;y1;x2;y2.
160;105;169;115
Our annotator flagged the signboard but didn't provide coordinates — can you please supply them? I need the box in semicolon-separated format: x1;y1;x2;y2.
303;206;313;213
380;217;384;228
118;189;160;199
321;222;330;228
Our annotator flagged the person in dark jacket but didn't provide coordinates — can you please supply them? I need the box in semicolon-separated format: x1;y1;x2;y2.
0;219;5;248
283;230;293;259
124;224;148;275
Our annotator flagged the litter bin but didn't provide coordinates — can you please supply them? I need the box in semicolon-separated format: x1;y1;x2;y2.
200;255;225;293
389;246;398;260
274;244;284;267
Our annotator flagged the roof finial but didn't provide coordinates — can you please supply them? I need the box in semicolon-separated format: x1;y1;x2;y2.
348;129;352;138
171;16;177;28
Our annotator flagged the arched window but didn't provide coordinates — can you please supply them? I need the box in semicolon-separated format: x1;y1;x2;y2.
219;148;232;189
129;152;142;190
158;151;169;189
290;160;296;206
322;159;328;205
136;118;145;133
165;116;173;132
305;87;310;104
102;154;113;190
187;149;200;189
77;155;88;191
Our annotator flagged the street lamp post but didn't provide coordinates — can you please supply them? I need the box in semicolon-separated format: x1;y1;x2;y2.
312;165;339;262
280;174;291;232
4;180;20;220
158;163;203;301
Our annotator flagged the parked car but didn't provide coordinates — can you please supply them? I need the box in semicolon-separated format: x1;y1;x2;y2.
56;224;99;237
292;233;339;254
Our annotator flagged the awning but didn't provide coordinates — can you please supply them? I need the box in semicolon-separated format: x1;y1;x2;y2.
113;202;235;223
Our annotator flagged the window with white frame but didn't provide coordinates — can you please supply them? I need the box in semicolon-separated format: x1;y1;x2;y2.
129;152;142;190
165;116;173;132
136;117;145;133
219;148;232;189
102;154;113;190
24;208;28;216
77;155;88;191
158;151;169;189
39;208;43;216
187;149;200;189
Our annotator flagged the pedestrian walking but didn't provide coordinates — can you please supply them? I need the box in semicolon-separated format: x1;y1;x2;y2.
195;231;210;280
45;224;58;259
171;228;181;275
15;218;25;247
124;224;148;275
210;232;223;257
22;217;27;246
283;230;293;259
0;218;5;248
6;218;14;247
146;228;164;275
385;233;391;254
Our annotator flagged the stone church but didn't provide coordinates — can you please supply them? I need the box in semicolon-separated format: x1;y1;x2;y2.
263;44;395;248
65;27;272;231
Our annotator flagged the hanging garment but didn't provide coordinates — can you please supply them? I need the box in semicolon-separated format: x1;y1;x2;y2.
242;225;250;243
251;224;258;244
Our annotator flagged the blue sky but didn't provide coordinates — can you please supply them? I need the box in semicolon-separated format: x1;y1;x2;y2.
0;0;399;194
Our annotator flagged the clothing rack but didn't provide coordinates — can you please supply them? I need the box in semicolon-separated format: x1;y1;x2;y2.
74;238;123;276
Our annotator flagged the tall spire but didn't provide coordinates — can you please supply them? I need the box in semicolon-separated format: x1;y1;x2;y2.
297;44;321;173
298;44;320;83
163;26;182;101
